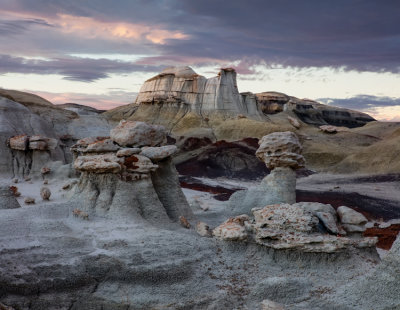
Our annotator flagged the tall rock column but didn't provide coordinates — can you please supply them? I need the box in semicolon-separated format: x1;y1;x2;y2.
228;131;305;215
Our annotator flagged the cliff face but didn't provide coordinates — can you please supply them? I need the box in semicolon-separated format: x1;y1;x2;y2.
135;66;265;119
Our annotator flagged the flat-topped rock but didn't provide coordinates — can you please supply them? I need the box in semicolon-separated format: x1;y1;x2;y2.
123;154;158;174
140;145;178;162
110;121;166;147
213;215;249;241
74;154;123;173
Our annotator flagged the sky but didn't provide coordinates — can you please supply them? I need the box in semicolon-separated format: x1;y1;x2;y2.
0;0;399;120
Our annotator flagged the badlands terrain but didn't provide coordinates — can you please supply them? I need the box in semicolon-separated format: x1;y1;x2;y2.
0;66;400;310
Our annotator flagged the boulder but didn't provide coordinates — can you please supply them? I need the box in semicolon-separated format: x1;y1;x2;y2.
213;215;249;241
342;223;366;233
337;206;368;225
256;131;305;170
40;187;51;200
140;145;178;162
110;120;166;147
252;204;318;233
0;186;20;209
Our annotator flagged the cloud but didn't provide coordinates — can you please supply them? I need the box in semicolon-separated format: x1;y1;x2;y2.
33;89;137;110
318;95;400;111
0;1;400;74
0;54;164;82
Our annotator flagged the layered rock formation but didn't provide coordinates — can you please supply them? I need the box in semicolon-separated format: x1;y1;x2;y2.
256;92;374;128
135;66;265;119
70;120;193;225
229;131;304;214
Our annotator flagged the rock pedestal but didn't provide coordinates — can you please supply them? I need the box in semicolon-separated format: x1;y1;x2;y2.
70;121;193;226
229;131;304;215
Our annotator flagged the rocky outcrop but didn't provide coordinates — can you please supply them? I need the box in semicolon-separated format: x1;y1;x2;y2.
70;121;193;225
135;66;265;119
214;201;377;253
229;132;304;214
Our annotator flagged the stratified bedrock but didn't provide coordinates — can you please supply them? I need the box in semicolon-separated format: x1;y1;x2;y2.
70;120;192;225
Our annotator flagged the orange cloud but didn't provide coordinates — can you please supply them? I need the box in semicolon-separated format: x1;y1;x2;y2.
0;9;188;44
56;14;188;44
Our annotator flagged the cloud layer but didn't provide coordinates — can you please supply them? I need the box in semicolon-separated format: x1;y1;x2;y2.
0;0;399;81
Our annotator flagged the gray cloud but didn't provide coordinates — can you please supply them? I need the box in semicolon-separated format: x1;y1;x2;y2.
318;95;400;111
0;0;400;73
0;54;163;82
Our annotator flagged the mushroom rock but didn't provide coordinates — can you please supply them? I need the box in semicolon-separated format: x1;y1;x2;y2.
70;121;193;226
228;131;304;215
83;138;120;153
0;186;21;209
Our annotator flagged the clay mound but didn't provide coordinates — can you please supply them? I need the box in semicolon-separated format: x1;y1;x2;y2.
0;88;53;107
332;130;400;174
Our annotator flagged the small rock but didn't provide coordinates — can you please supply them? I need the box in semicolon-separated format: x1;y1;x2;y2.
24;197;35;204
213;215;249;241
9;186;20;197
40;187;51;200
24;177;31;182
287;116;301;129
261;299;286;310
196;222;212;237
62;183;71;190
43;179;48;185
179;216;191;229
316;211;339;234
41;167;51;175
319;125;338;134
337;206;368;225
12;178;18;184
72;208;89;220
